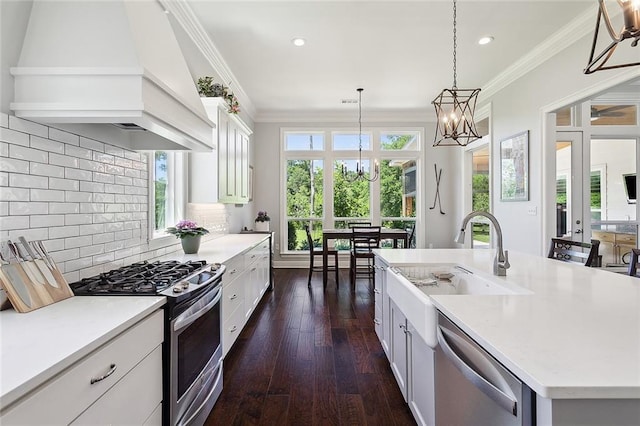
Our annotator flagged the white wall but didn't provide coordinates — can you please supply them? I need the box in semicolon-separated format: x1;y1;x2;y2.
252;120;458;262
481;29;640;255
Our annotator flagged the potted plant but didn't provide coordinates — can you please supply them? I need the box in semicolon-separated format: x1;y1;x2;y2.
254;211;271;232
166;220;209;254
196;76;240;114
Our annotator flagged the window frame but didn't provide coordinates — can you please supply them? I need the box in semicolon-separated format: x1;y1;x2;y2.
280;127;424;254
147;150;187;248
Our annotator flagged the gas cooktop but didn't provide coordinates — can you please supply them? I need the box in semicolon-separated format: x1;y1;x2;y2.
70;260;213;295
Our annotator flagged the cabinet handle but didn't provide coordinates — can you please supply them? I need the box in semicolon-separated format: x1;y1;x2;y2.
230;269;237;275
90;364;117;384
373;288;381;294
374;318;381;325
251;254;256;259
228;325;238;333
251;267;257;271
399;323;408;334
229;294;238;300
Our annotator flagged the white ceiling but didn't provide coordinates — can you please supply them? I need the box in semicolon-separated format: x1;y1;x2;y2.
182;0;600;120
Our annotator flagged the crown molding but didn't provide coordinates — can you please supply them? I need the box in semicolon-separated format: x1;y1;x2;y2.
480;3;599;102
160;0;257;121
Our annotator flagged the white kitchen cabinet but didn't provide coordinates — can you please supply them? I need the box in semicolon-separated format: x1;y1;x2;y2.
1;310;164;425
221;236;271;357
389;298;409;399
388;284;435;426
374;256;390;357
191;97;252;204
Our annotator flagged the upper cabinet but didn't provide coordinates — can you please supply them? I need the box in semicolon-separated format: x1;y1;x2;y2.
190;98;253;204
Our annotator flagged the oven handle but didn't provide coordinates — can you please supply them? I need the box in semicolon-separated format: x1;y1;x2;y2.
173;283;222;332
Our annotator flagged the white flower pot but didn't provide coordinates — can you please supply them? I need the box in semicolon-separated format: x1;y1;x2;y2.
255;221;270;232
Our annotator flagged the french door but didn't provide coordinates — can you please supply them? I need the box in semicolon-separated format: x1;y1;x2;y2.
555;131;587;242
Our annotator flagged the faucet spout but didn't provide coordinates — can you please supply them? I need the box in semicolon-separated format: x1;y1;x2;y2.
455;211;510;276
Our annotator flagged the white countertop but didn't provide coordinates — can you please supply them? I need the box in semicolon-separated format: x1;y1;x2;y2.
0;296;165;408
156;233;269;264
0;233;269;410
374;248;640;399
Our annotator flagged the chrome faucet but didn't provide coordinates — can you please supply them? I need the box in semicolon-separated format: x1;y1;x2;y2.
455;211;510;276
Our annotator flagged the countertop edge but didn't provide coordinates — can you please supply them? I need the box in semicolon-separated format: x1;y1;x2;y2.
0;297;165;409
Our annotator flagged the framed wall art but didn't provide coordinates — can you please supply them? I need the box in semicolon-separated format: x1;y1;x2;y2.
500;130;529;201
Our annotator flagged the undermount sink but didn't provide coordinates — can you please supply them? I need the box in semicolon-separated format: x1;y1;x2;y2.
386;263;531;348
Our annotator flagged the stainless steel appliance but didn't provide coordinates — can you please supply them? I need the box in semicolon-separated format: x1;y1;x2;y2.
435;313;535;426
70;260;226;426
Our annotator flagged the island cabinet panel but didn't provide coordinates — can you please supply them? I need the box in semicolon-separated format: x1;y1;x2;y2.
388;298;435;426
374;257;390;357
1;310;164;425
537;396;640;426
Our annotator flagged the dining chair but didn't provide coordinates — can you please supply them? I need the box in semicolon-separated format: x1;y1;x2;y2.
627;248;640;277
347;222;372;228
350;226;381;285
406;223;416;249
547;238;600;267
305;225;339;288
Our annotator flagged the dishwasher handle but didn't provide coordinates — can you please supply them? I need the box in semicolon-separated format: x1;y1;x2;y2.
437;325;518;416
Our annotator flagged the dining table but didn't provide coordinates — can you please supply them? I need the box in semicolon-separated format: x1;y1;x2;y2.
322;228;409;287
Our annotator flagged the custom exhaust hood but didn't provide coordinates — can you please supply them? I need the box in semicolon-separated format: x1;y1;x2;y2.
10;0;214;152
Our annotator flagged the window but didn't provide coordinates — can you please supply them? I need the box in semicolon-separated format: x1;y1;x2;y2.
471;146;490;247
282;129;422;253
150;151;185;240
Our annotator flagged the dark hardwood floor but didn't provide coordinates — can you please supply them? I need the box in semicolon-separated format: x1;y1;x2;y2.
206;268;416;425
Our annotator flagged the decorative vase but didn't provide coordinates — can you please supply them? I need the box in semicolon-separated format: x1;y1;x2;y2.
255;221;270;232
181;235;202;254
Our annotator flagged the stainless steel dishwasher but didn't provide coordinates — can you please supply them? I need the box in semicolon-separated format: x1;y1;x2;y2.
435;313;535;426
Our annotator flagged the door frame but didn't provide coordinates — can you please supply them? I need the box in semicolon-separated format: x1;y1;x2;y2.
541;69;640;255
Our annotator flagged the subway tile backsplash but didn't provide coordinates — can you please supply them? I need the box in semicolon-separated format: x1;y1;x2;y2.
0;113;229;282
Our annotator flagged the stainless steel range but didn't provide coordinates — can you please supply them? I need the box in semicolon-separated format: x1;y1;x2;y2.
70;260;226;426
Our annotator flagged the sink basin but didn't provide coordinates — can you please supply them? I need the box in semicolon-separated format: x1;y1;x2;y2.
396;264;524;296
386;264;530;348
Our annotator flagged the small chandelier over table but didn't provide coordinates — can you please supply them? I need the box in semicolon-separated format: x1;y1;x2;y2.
342;88;380;182
432;0;481;147
584;0;640;74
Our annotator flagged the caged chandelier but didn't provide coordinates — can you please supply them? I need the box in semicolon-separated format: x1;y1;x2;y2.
432;0;481;147
584;0;640;74
342;88;380;182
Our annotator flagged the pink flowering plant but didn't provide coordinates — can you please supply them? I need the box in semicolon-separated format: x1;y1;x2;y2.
166;220;209;239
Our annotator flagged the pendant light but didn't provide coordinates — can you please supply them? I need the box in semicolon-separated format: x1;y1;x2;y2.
432;0;481;147
584;0;640;74
342;88;380;182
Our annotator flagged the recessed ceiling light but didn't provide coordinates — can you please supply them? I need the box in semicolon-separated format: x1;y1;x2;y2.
478;36;494;45
292;38;306;47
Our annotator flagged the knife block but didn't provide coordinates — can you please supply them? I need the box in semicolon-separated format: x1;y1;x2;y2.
0;263;73;313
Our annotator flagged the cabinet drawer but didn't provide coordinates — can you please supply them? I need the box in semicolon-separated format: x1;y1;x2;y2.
592;231;615;243
222;276;244;319
616;233;636;245
71;345;162;425
1;310;163;425
222;255;243;286
223;303;245;357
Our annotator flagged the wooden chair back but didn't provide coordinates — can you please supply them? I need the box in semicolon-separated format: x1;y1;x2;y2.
348;222;372;228
351;226;381;253
628;248;640;277
547;238;600;267
304;225;316;251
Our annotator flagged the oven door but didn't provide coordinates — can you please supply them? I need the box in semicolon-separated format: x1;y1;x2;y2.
169;281;223;426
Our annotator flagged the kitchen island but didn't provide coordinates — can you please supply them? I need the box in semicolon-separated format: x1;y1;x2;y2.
374;248;640;425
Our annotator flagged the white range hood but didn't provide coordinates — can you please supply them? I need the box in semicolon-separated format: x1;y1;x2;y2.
10;0;214;151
